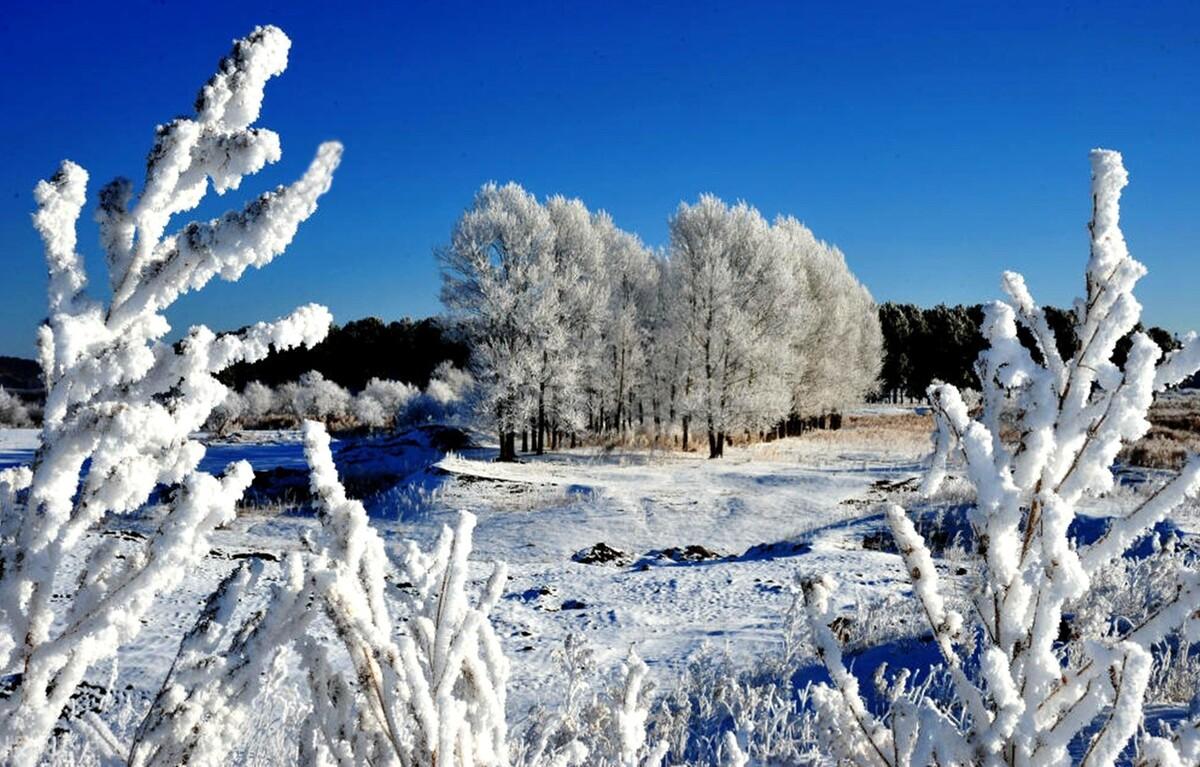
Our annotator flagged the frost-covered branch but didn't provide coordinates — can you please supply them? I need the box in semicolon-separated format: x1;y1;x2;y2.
802;149;1200;766
0;25;339;765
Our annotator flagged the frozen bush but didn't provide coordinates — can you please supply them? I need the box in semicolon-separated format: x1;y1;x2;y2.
352;376;418;429
0;387;34;427
513;638;668;767
292;421;511;765
287;370;352;423
0;25;339;765
401;362;476;427
205;390;247;435
241;380;278;422
802;150;1200;765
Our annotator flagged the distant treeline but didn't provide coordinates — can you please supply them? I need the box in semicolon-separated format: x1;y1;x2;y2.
2;309;1192;419
0;356;41;395
877;302;1185;401
218;317;470;393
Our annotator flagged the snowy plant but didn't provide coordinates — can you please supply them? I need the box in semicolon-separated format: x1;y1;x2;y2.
802;150;1200;765
205;389;248;435
241;380;279;422
515;644;667;767
125;557;314;767
669;196;795;457
353;376;418;429
292;421;511;765
776;216;882;419
540;196;605;451
403;363;477;428
281;370;352;425
594;212;656;440
0;387;36;427
0;25;340;765
611;651;669;767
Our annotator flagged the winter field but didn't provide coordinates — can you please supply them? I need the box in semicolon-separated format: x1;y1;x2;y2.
5;402;1200;764
0;411;935;726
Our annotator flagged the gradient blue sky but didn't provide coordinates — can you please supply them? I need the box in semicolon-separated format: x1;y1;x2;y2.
1;1;1198;356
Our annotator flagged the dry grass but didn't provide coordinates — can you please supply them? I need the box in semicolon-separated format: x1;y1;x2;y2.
1121;391;1200;470
744;410;935;464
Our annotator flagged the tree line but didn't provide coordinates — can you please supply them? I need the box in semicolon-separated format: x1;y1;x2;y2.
877;301;1184;401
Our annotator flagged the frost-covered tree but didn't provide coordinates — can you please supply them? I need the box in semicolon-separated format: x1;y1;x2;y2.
669;196;795;457
205;388;248;435
595;212;656;439
439;182;557;460
402;361;477;427
641;257;685;442
780;217;881;418
0;25;340;764
540;196;606;451
280;370;352;424
241;379;278;422
803;150;1200;766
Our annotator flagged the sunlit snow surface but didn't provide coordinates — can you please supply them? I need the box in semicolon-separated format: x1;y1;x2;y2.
2;423;1192;744
0;427;932;717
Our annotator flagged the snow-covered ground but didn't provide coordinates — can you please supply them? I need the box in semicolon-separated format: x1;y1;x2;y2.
6;407;1199;763
0;420;942;724
5;413;1197;739
434;439;929;712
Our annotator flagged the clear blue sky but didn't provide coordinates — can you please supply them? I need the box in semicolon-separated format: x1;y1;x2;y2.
2;1;1198;357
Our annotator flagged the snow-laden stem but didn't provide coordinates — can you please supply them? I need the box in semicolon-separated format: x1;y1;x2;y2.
802;149;1200;766
0;25;338;765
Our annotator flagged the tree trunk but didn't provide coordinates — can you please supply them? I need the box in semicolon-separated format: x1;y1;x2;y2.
682;416;690;451
708;430;724;459
536;386;545;455
499;430;517;462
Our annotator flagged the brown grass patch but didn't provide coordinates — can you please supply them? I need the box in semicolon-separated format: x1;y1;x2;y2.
1121;393;1200;469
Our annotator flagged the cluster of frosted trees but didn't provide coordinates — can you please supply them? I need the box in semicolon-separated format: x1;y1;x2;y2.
439;186;881;459
206;362;473;433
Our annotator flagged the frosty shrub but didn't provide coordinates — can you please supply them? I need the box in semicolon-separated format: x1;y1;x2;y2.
802;150;1200;765
0;387;36;427
400;361;477;428
0;25;340;765
513;638;669;767
352;376;419;428
291;422;512;765
280;370;353;425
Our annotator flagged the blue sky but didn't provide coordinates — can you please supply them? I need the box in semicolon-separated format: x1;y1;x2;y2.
1;1;1198;356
